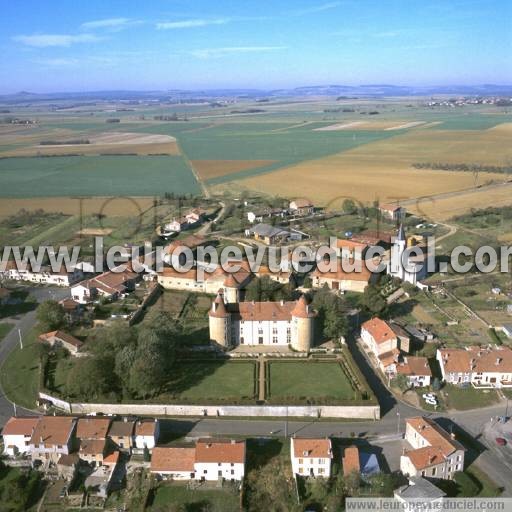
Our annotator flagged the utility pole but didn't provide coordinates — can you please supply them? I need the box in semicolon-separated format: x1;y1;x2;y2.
18;328;23;349
13;402;17;417
396;410;401;435
285;405;288;438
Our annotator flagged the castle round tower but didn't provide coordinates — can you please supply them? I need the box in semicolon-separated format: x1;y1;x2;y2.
223;274;240;303
208;291;231;347
290;295;316;352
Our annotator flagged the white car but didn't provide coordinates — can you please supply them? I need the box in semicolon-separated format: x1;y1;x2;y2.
422;393;436;400
425;397;438;406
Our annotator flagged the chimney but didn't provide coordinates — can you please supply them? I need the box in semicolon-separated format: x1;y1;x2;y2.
280;299;285;306
231;439;236;444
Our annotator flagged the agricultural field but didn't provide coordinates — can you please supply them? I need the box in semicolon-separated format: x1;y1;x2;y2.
2;97;512;221
0;155;200;197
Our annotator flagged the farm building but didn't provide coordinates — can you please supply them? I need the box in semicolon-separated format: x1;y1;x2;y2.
289;198;314;216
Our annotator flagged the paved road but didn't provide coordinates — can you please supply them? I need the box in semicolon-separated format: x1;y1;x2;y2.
0;286;69;426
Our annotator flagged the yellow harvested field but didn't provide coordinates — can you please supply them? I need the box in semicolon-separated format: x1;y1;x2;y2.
384;121;425;130
313;120;423;131
408;183;512;220
233;128;512;209
192;159;276;180
0;196;156;217
313;122;365;131
487;122;512;133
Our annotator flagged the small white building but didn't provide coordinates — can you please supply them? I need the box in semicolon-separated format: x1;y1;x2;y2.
400;417;465;480
195;439;246;481
290;437;333;478
396;356;432;387
134;420;160;451
2;417;40;457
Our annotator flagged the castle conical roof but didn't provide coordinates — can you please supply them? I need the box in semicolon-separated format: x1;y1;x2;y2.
291;294;316;318
209;291;229;318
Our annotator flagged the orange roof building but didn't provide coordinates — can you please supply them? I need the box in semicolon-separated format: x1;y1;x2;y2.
401;417;465;480
291;438;333;478
342;446;360;476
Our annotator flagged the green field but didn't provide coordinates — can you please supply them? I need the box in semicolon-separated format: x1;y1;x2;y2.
149;483;239;512
166;361;256;402
0;329;40;409
0;322;13;342
0;155;200;197
268;361;357;401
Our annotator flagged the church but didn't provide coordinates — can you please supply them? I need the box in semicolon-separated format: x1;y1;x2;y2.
387;224;428;285
209;292;317;351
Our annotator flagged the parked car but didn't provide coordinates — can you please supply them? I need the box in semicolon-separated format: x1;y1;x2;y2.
495;437;507;446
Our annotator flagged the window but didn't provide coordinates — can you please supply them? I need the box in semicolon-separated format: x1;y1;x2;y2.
273;336;278;344
298;458;303;465
318;458;325;464
432;468;436;476
240;336;244;344
218;463;221;466
231;469;234;475
318;468;325;474
204;470;207;474
231;463;234;467
298;467;303;474
218;470;222;477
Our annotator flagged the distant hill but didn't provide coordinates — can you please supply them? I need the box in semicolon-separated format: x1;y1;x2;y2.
1;84;511;103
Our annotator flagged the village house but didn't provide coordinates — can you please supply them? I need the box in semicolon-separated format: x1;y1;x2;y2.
134;420;160;452
108;419;135;453
360;317;409;375
209;293;316;351
59;298;83;323
396;356;432;387
247;207;286;224
56;453;80;481
401;417;465;480
311;262;376;293
254;264;293;285
291;437;333;477
289;198;314;216
342;445;360;476
437;346;512;388
76;417;111;466
71;264;139;304
1;262;84;287
379;204;406;222
195;439;246;482
351;229;393;248
246;223;291;245
39;330;84;356
158;261;253;302
331;238;369;260
2;416;40;457
29;416;77;465
151;447;197;480
342;445;380;480
163;208;205;234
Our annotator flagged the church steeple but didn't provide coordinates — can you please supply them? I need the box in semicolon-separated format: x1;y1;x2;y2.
397;223;406;243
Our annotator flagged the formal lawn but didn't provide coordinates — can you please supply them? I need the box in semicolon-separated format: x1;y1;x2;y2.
149;483;239;512
165;361;256;402
0;329;40;409
442;384;501;410
268;361;357;401
0;155;200;197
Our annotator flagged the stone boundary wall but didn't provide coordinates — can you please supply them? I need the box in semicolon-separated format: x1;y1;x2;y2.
39;393;380;420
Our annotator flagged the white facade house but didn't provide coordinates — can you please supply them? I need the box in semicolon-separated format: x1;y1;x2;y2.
1;263;84;287
290;438;333;478
2;417;40;457
396;356;432;387
437;346;512;388
134;420;160;451
194;439;246;482
400;417;465;480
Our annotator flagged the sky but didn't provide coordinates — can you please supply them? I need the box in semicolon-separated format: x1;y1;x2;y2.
0;0;510;93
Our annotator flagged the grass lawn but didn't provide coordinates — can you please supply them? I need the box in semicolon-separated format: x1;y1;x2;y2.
149;483;239;512
442;384;501;410
466;465;503;497
0;322;13;342
268;361;356;401
165;361;256;401
0;329;40;409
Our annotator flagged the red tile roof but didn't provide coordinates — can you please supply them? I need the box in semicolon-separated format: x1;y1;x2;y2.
362;318;396;345
439;346;512;374
39;330;83;350
135;420;157;437
76;418;111;440
397;357;432;377
407;417;464;457
2;416;40;436
312;261;373;282
195;439;246;464
342;446;360;475
151;447;196;473
292;438;333;459
30;416;76;447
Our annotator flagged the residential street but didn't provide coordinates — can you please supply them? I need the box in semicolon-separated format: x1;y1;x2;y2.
0;286;69;425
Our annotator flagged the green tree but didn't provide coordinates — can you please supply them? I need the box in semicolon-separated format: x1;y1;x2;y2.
342;199;357;214
36;300;64;332
312;287;349;341
391;373;409;392
65;355;116;401
245;276;293;302
362;284;387;316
